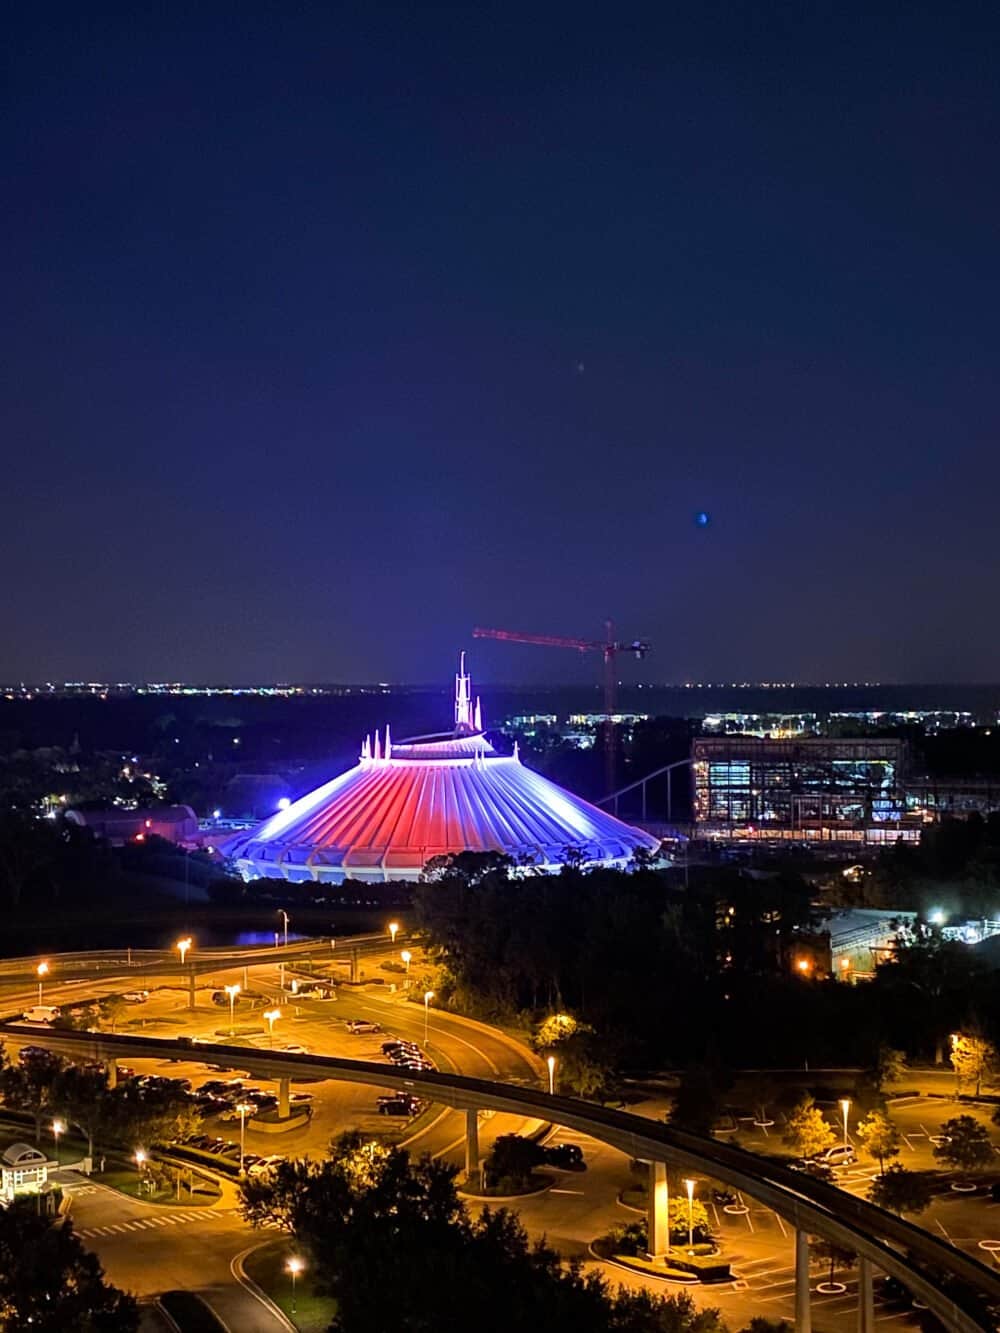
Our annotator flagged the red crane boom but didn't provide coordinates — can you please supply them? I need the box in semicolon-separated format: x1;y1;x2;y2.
472;622;651;792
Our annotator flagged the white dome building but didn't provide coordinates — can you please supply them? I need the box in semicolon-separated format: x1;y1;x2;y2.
223;656;660;883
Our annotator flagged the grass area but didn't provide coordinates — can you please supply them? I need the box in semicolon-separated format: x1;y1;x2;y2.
92;1164;220;1206
244;1240;336;1333
159;1290;228;1332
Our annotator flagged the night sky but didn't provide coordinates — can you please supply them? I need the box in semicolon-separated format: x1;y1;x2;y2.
4;4;999;686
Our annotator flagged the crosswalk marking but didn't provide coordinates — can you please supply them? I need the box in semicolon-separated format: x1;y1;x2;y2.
75;1208;243;1240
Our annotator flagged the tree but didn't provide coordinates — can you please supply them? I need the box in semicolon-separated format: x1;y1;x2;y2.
0;1201;138;1330
868;1164;933;1216
736;1321;790;1333
484;1134;545;1191
0;1047;65;1143
855;1109;901;1174
811;1238;854;1288
933;1115;994;1175
670;1065;729;1137
782;1097;836;1160
871;1046;908;1092
949;1034;996;1096
98;996;128;1035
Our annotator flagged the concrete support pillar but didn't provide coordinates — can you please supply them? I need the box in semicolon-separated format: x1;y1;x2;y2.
646;1161;669;1261
278;1077;290;1119
106;1057;118;1090
351;948;359;984
187;970;196;1009
858;1257;874;1333
795;1229;811;1333
465;1109;480;1187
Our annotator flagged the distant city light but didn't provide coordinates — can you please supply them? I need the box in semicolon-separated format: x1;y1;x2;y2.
277;796;291;810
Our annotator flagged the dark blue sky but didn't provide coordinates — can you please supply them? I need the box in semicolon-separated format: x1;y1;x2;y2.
3;3;999;685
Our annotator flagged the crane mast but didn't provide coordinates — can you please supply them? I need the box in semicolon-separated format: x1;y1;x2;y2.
472;621;650;793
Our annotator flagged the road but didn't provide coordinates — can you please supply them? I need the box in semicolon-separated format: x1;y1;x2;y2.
5;951;999;1331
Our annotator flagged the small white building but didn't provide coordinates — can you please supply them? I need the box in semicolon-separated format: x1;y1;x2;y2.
0;1142;57;1205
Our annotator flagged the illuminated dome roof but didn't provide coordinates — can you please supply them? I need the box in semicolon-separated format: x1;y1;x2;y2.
223;656;659;883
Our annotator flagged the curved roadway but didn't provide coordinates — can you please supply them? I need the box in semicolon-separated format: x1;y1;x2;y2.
5;1025;997;1333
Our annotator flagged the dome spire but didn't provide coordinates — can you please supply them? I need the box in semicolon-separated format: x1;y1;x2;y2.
454;650;473;732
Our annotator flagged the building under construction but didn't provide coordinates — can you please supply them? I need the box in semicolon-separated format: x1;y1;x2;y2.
692;736;921;844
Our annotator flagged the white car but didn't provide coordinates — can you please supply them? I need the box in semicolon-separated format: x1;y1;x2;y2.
346;1019;380;1034
815;1145;856;1167
122;990;150;1003
281;1043;309;1054
21;1006;60;1024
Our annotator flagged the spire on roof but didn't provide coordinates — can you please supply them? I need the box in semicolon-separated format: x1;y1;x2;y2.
454;650;473;732
474;697;483;732
373;731;382;762
385;725;392;761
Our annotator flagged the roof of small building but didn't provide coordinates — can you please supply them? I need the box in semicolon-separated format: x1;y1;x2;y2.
2;1142;47;1167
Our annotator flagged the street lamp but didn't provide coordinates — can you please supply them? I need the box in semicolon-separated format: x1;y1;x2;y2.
37;961;49;1005
839;1098;851;1150
401;949;411;979
388;921;400;945
176;937;192;966
52;1118;64;1165
134;1148;147;1196
546;1054;556;1096
278;910;289;948
224;983;241;1036
236;1102;253;1173
684;1178;696;1249
286;1255;305;1315
264;1008;281;1048
423;990;434;1045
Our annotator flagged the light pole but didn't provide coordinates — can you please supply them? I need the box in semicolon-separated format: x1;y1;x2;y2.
37;961;49;1005
839;1097;851;1150
176;937;192;966
547;1055;556;1095
423;990;434;1045
225;983;240;1036
286;1256;305;1315
264;1008;280;1048
684;1178;696;1249
135;1148;147;1196
278;910;289;948
52;1118;64;1165
388;921;400;945
236;1102;252;1173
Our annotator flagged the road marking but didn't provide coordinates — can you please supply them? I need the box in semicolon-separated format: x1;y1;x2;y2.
550;1188;585;1195
936;1220;951;1239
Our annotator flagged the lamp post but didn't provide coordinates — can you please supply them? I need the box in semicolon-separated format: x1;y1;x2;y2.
286;1256;305;1316
264;1008;280;1048
52;1118;64;1165
401;950;411;984
839;1097;851;1150
37;961;49;1005
224;983;240;1036
236;1102;252;1173
278;910;289;948
684;1178;696;1249
135;1149;147;1196
423;990;434;1045
547;1055;556;1095
176;937;192;966
388;921;400;945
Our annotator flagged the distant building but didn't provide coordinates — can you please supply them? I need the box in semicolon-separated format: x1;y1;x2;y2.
64;804;199;846
692;736;919;844
0;1142;57;1206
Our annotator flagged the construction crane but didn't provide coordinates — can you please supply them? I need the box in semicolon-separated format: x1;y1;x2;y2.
472;621;651;793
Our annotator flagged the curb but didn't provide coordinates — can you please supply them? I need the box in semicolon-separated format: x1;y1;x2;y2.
231;1243;298;1332
459;1173;556;1203
588;1241;698;1285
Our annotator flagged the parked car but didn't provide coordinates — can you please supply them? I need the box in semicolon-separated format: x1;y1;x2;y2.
122;990;150;1003
815;1145;856;1167
281;1043;309;1055
347;1019;381;1034
788;1158;835;1182
378;1094;420;1116
542;1143;585;1169
382;1040;420;1057
20;1006;60;1024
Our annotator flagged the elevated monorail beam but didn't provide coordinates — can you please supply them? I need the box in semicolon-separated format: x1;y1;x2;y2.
0;1025;994;1333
